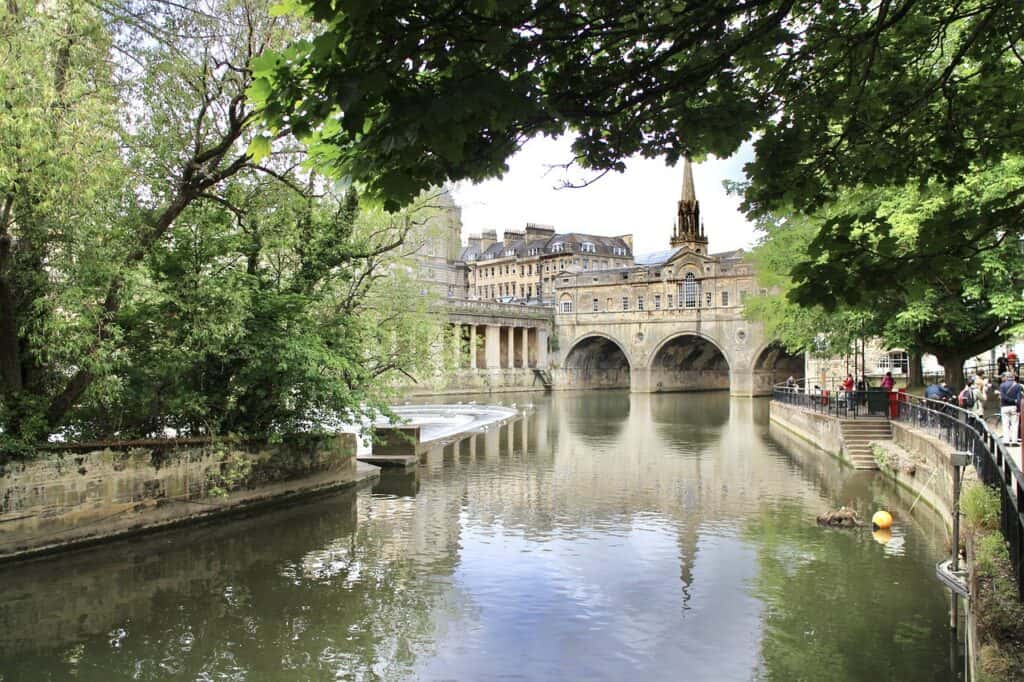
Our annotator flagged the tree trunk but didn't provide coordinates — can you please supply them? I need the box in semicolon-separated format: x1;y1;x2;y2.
936;351;967;389
907;348;924;388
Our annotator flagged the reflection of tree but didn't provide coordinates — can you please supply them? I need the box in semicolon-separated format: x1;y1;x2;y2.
743;504;951;681
0;489;461;679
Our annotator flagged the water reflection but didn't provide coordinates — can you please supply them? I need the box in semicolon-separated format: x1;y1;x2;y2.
0;393;954;680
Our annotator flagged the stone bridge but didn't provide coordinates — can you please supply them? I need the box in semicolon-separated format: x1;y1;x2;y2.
550;307;803;396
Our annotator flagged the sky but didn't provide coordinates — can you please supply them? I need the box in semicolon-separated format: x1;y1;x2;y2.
450;135;760;257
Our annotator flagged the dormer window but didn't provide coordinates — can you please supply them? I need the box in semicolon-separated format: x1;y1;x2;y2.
582;242;596;253
551;243;565;253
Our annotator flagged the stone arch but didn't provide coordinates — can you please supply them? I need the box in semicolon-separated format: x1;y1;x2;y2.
648;332;731;392
560;332;632;390
752;341;806;394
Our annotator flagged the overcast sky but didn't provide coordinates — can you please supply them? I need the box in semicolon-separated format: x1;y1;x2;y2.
450;135;759;257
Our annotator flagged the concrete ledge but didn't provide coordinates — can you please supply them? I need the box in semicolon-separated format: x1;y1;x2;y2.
0;433;371;563
768;401;845;462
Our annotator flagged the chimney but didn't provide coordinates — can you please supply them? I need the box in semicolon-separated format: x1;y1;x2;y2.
503;228;525;247
480;229;497;249
468;234;482;249
525;222;556;242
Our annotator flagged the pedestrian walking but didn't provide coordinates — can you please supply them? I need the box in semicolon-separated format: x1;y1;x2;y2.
998;373;1022;445
842;374;855;410
997;354;1008;377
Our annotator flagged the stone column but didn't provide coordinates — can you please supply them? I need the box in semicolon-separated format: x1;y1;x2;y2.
507;326;515;369
469;324;477;369
485;325;501;369
537;329;549;368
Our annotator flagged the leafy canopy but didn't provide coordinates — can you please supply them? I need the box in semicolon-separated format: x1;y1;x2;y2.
253;0;1024;212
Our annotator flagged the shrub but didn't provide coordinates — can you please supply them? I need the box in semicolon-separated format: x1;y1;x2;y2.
963;483;1001;531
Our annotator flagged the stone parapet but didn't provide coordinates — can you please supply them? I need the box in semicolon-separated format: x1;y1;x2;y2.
0;433;365;562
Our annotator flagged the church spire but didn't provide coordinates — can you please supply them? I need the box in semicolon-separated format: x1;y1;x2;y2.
671;157;708;252
681;156;696;205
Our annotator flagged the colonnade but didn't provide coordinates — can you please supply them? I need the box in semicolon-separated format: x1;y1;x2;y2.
449;323;549;370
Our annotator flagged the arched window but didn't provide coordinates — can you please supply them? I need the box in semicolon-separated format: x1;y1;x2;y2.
559;295;574;314
680;272;699;308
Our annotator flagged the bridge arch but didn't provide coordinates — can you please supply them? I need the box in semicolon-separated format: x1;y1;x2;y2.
647;332;731;392
752;341;806;394
559;332;633;390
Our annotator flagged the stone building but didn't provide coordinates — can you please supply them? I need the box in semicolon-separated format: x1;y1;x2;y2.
410;190;470;300
549;159;803;396
460;224;634;304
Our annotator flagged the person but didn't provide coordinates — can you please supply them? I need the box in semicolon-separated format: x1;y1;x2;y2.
998;373;1022;445
785;375;796;391
1009;349;1020;375
997;353;1008;377
969;379;985;418
881;371;894;391
841;374;855;409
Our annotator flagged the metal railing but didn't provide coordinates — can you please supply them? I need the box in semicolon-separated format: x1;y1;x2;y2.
774;380;1024;600
771;384;892;419
892;392;1024;600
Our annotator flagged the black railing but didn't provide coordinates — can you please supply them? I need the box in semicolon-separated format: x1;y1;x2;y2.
771;384;892;419
893;393;1024;600
774;381;1024;600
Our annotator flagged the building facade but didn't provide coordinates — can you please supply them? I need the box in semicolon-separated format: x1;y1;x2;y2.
460;224;634;304
407;163;806;397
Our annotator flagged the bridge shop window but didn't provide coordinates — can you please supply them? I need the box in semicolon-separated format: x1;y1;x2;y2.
622;296;630;311
637;296;644;311
559;295;573;313
654;294;661;310
705;292;712;307
592;297;599;312
721;291;729;306
667;294;673;308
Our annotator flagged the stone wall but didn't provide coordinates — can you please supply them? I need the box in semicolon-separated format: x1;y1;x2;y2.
887;421;955;515
406;368;549;396
768;401;845;462
0;434;362;562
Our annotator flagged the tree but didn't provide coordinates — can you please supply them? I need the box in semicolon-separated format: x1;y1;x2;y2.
253;0;1024;213
0;1;446;452
746;160;1024;386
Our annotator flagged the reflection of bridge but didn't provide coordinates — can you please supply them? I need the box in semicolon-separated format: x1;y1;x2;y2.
552;308;803;396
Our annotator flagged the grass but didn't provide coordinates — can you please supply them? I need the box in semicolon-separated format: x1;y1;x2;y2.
965;484;1024;681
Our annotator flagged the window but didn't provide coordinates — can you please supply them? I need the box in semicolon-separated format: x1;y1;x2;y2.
560;300;573;313
552;243;564;253
583;260;589;271
528;264;533;275
622;296;630;311
637;296;645;311
682;272;698;308
592;298;599;312
582;242;596;253
667;294;673;308
560;262;565;270
877;350;910;374
721;291;729;306
706;292;712;307
654;294;661;310
528;285;533;298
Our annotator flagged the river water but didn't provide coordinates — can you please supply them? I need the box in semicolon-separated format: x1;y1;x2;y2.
0;393;956;681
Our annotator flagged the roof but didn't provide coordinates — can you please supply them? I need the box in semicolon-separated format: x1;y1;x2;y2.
634;248;682;266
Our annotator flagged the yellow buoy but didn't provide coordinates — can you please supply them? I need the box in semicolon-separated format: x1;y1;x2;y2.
872;510;893;529
872;528;893;545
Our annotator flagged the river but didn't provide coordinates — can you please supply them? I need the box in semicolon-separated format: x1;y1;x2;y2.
0;392;956;680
